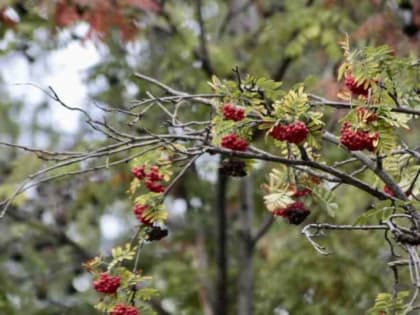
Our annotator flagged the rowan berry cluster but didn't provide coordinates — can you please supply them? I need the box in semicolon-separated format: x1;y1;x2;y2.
222;103;245;121
272;201;310;225
269;121;309;144
131;165;146;180
131;165;165;193
111;304;138;315
93;273;121;294
220;133;248;151
219;159;247;177
344;73;369;97
133;203;152;225
340;122;378;152
147;226;169;241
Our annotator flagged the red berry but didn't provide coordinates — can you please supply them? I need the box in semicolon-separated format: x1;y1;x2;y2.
384;185;411;197
145;180;165;193
383;185;395;197
222;103;245;121
147;226;169;241
93;273;121;294
219;159;247;177
272;201;310;225
133;203;153;225
131;165;146;180
344;73;369;97
111;304;138;315
220;134;248;151
269;124;288;141
340;122;377;152
270;121;309;144
146;166;164;181
132;165;166;193
292;188;312;198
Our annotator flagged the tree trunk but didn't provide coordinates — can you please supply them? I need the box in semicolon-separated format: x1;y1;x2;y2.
215;171;228;315
195;233;215;315
237;176;254;315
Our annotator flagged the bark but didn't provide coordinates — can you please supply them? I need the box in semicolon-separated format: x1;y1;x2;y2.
195;233;215;315
237;175;254;315
215;171;228;315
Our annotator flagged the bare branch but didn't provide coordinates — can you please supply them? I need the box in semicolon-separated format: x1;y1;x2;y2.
302;223;389;255
309;94;420;116
251;214;274;247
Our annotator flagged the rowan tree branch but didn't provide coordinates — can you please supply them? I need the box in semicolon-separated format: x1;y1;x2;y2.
195;0;215;76
208;146;389;200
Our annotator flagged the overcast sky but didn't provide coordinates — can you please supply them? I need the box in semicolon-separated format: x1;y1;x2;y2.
0;34;101;133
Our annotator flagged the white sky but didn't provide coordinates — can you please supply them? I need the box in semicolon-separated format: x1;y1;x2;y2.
0;35;101;133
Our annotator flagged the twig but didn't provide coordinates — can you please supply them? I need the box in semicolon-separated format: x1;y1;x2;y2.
302;223;389;255
195;0;214;76
251;214;274;247
163;154;202;196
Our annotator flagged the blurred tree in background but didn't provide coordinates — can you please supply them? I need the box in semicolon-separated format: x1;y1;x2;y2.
0;1;419;314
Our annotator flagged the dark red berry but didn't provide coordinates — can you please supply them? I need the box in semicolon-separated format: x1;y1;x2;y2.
292;188;312;198
384;185;411;197
340;122;378;152
366;132;378;151
272;201;310;225
111;304;138;315
344;73;369;97
93;273;120;294
219;159;247;177
220;134;248;151
131;165;146;180
147;226;169;241
222;103;245;121
145;180;165;193
269;124;288;141
133;203;153;225
146;166;164;181
270;121;309;144
132;165;166;193
383;185;394;197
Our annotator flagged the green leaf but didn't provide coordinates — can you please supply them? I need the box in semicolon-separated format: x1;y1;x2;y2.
311;186;338;217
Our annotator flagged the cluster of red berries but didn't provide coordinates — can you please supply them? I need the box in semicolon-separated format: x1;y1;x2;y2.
93;272;121;294
131;165;165;193
222;103;245;121
292;188;312;198
356;107;377;123
344;73;369;97
340;122;378;152
220;133;248;151
219;159;247;177
273;201;310;225
147;226;169;241
269;121;309;144
111;304;138;315
133;203;152;225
